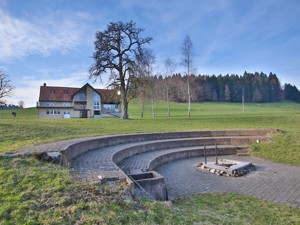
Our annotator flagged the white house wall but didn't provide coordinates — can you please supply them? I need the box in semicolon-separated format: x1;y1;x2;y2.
86;86;94;118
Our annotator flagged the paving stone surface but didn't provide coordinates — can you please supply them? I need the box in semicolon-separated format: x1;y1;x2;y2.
70;139;188;183
71;143;137;183
156;156;300;208
118;145;241;174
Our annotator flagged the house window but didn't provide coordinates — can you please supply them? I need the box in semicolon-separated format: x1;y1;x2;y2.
103;104;115;110
50;90;55;93
46;102;55;107
94;92;101;110
94;92;100;101
63;102;71;107
79;93;86;100
63;90;69;94
74;92;86;101
64;110;70;115
94;101;100;110
94;110;101;115
46;109;60;115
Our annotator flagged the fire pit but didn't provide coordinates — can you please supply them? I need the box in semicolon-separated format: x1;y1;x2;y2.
197;159;256;177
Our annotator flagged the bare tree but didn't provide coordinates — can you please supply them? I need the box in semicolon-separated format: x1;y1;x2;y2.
89;21;152;119
135;48;155;118
181;35;195;117
0;70;14;104
163;57;176;117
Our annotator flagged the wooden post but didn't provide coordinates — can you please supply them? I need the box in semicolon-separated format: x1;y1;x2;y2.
215;143;218;164
204;145;207;164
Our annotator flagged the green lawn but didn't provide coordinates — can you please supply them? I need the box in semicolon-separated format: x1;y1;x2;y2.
1;157;299;225
1;101;300;165
0;101;300;224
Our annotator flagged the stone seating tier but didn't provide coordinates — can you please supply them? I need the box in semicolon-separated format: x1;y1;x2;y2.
69;129;275;184
14;129;275;185
65;129;274;165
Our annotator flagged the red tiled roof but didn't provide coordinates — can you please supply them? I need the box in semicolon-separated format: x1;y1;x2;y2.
39;86;79;102
39;84;120;104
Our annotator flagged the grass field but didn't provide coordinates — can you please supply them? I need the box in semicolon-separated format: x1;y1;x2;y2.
1;101;300;165
0;101;300;224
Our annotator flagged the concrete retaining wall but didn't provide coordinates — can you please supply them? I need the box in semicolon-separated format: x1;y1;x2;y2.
129;171;167;201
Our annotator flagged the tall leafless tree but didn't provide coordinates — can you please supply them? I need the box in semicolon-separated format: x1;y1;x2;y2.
135;48;155;118
0;70;14;104
89;21;152;119
163;57;176;117
181;35;194;117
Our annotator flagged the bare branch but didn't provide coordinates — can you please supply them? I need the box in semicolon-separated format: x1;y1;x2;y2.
181;35;194;76
89;21;152;119
0;70;14;103
164;57;176;78
181;35;195;117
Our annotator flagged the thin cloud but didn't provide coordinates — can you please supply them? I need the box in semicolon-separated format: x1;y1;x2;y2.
0;9;89;62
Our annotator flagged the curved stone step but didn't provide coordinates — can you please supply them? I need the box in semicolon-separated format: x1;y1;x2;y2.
71;135;268;183
237;148;251;156
112;136;270;164
65;129;274;165
118;145;248;174
14;129;275;164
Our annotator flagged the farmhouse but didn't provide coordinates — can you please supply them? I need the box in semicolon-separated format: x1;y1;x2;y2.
37;83;120;118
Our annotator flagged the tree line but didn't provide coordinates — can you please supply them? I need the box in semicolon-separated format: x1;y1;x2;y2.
145;72;300;103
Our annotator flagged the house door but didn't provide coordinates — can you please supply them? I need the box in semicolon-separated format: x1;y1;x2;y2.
80;110;88;118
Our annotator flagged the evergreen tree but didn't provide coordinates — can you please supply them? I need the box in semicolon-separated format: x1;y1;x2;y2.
268;73;281;102
284;84;300;102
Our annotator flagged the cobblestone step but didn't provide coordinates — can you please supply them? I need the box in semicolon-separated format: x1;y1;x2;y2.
10;129;275;185
118;145;248;174
71;135;256;183
237;148;251;156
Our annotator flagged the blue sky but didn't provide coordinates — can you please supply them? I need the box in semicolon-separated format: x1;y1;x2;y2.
1;0;300;107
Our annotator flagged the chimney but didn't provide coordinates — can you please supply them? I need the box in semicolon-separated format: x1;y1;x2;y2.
43;83;46;86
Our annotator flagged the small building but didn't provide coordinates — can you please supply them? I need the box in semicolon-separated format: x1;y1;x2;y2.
37;83;120;118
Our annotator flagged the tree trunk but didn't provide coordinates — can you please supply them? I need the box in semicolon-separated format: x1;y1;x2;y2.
187;79;191;117
242;94;245;113
141;93;145;118
151;94;155;118
121;90;128;119
166;80;170;117
122;100;128;119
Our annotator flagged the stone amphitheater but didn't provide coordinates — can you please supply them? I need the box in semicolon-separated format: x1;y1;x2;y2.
15;128;300;208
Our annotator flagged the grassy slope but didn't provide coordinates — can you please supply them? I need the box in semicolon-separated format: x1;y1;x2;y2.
1;157;299;225
1;101;300;165
0;101;300;224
